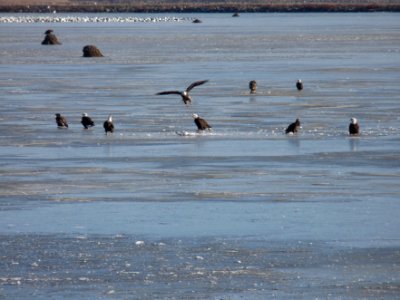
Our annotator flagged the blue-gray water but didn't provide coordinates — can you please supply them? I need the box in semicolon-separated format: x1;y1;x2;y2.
0;12;400;299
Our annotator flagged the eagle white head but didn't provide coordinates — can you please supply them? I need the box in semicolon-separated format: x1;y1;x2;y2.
192;113;199;119
107;115;113;122
350;117;358;125
82;113;88;117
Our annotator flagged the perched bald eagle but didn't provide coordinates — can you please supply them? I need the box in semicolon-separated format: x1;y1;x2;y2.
81;113;95;129
156;80;209;105
103;115;114;134
349;117;360;135
55;113;68;128
285;118;301;134
296;79;303;91
192;113;212;131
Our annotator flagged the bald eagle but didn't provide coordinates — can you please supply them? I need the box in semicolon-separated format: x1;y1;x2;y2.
103;115;114;134
192;114;212;131
156;80;209;105
285;118;301;134
55;113;68;128
81;113;95;129
249;80;257;94
296;79;303;91
349;117;360;135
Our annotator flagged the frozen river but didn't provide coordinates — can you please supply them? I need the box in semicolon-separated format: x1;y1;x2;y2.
0;12;400;299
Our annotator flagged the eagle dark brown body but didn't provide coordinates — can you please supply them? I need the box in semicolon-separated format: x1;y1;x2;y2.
285;118;301;134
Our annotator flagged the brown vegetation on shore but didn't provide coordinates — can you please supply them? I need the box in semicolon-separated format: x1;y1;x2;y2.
1;0;400;13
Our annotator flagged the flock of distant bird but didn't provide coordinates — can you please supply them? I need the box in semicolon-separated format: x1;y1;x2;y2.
44;29;360;136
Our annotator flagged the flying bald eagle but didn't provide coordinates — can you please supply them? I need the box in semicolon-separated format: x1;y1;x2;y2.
156;80;209;105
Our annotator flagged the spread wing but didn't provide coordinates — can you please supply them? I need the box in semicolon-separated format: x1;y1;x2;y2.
156;91;183;96
186;80;209;92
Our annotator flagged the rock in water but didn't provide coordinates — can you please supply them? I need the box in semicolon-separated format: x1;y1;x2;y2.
41;29;61;45
82;45;104;57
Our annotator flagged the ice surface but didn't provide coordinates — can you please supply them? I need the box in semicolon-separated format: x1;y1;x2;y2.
0;12;400;299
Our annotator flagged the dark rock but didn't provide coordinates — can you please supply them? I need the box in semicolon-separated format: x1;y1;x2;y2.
82;45;104;57
41;29;61;45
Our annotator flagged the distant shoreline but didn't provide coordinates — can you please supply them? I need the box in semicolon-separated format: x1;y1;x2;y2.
1;3;400;13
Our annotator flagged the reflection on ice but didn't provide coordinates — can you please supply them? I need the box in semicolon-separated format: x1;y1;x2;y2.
349;136;360;151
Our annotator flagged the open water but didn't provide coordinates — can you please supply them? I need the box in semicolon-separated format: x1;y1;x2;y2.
0;12;400;299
